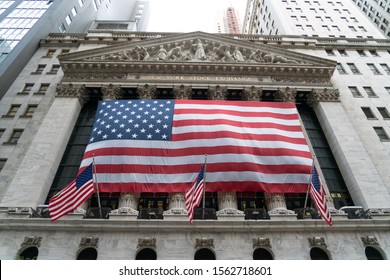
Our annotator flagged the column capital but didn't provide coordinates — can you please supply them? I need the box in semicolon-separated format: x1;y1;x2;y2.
101;83;121;100
137;84;157;99
307;88;340;107
56;83;87;105
276;87;297;103
173;85;192;99
208;85;227;100
242;86;262;101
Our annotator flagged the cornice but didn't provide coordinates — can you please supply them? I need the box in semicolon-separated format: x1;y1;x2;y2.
1;218;389;233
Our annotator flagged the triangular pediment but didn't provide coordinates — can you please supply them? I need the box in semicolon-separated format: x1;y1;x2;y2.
59;31;336;78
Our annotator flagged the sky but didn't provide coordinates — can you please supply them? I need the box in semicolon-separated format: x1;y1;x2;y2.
146;0;247;33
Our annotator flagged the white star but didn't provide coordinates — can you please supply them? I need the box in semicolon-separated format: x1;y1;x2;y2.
126;128;131;133
122;115;128;119
142;119;148;123
119;124;125;128
120;104;124;108
136;115;141;119
109;116;114;120
104;113;108;116
114;119;119;123
97;130;102;135
117;133;123;138
164;116;169;119
111;128;117;133
134;124;140;128
101;121;106;125
165;108;170;111
132;133;138;138
106;124;111;129
162;134;168;139
148;124;154;128
103;134;108;139
155;129;161;134
150;115;156;119
147;134;153;139
140;128;146;133
157;119;162;124
158;111;163;115
163;124;168;129
115;101;119;104
90;137;94;142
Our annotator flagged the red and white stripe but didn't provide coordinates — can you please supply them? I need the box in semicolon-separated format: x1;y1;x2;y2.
80;100;312;193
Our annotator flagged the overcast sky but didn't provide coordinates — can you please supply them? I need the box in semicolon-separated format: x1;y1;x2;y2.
146;0;247;33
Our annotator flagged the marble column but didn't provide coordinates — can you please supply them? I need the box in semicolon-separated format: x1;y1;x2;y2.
216;192;244;221
109;193;140;220
163;193;189;221
264;193;296;220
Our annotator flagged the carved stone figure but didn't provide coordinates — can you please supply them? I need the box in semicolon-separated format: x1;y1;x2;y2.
233;47;245;62
263;53;299;64
192;39;208;60
248;49;264;62
166;44;185;60
156;45;168;60
215;44;234;62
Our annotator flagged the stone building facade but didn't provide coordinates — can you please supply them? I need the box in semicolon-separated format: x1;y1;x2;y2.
0;27;389;260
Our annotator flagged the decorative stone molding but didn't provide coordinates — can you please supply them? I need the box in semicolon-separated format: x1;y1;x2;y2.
361;236;380;247
7;207;32;217
173;85;192;99
242;86;262;101
275;87;297;102
101;83;121;100
216;192;244;219
56;83;87;105
307;88;340;107
271;77;330;85
164;193;187;215
63;73;127;81
308;237;327;248
138;238;156;249
21;236;42;248
195;238;214;250
208;85;227;100
80;237;99;248
137;84;157;99
252;238;271;249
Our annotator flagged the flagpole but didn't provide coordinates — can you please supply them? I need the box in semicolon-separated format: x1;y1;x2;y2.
202;154;207;220
303;158;315;218
92;156;103;219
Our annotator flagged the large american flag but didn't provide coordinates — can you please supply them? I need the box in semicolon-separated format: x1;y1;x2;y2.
80;99;312;193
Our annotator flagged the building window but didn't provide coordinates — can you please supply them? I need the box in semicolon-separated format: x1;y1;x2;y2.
59;23;66;33
377;107;390;119
349;26;357;31
369;50;379;56
380;64;390;74
374;127;390;141
7;129;23;144
347;63;361;74
44;49;56;58
4;105;20;117
0;158;6;172
357;50;366;56
358;26;367;32
32;64;46;74
65;15;72;26
48;64;60;74
336;63;347;74
19;83;34;94
78;0;84;7
325;49;335;56
36;83;50;95
367;63;381;74
0;129;4;139
23;105;38;118
349;86;362;97
338;49;348;56
71;7;77;17
363;86;377;97
386;87;390;95
361;107;376;119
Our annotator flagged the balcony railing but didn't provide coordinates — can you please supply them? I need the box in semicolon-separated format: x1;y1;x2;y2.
138;208;164;220
244;208;270;220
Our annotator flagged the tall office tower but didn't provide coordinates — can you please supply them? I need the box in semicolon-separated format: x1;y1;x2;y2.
243;0;385;38
224;7;241;34
351;0;390;38
0;0;149;100
1;16;390;259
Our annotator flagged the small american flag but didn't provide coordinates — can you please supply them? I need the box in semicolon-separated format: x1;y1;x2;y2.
49;163;95;222
310;165;332;226
185;164;205;223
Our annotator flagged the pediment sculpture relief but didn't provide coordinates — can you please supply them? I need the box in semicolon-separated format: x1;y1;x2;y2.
86;38;304;64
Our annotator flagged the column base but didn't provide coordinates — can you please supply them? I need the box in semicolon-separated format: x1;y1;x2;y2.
329;208;348;220
216;208;245;221
109;208;139;220
163;208;189;221
268;208;297;221
1;207;32;219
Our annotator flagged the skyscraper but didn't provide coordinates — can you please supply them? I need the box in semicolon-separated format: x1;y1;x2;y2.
0;0;149;99
243;0;385;38
351;0;390;38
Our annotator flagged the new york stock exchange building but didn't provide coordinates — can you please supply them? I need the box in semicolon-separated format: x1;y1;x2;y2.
0;22;390;260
